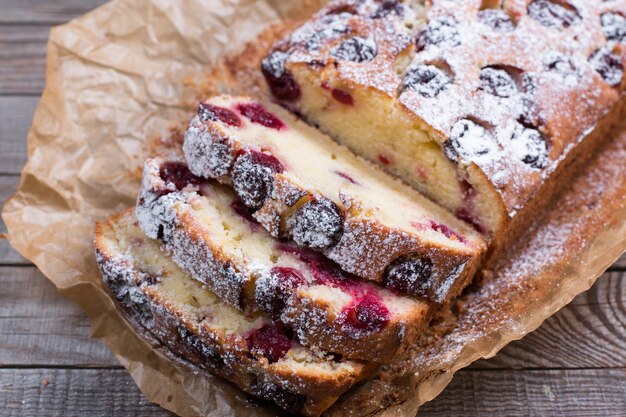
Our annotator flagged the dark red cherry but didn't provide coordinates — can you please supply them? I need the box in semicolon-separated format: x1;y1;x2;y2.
443;119;496;162
455;207;485;234
299;12;352;52
159;162;201;191
416;16;461;52
261;51;301;102
331;37;378;63
230;200;258;224
510;122;550;169
275;242;347;284
478;9;515;31
601;12;626;43
255;267;307;320
236;102;286;130
290;198;344;250
178;327;225;370
378;154;392;165
335;171;358;184
372;0;405;19
246;324;292;364
197;103;241;127
518;73;541;127
232;150;285;210
479;66;518;98
429;221;467;244
402;64;451;98
544;52;577;77
384;254;433;297
339;293;390;335
331;88;355;105
527;0;581;29
589;47;624;87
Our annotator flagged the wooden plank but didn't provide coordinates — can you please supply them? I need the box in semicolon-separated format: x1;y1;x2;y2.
0;26;49;95
0;267;117;365
1;176;30;264
0;368;173;417
0;97;37;175
419;368;626;416
0;0;107;25
471;271;626;369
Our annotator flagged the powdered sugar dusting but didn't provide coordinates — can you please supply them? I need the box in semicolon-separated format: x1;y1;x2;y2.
95;212;370;414
182;95;483;303
271;0;625;226
135;158;430;362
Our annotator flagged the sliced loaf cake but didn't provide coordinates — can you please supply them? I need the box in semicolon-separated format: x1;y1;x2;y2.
136;157;433;362
95;210;375;416
261;0;626;254
183;95;486;303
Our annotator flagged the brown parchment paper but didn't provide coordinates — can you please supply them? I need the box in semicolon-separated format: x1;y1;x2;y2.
2;0;625;416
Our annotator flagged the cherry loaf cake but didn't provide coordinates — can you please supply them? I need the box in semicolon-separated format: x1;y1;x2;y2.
183;95;486;303
262;0;626;253
95;210;375;417
137;157;432;363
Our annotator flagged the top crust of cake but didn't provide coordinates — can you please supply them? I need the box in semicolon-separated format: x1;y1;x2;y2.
267;0;626;219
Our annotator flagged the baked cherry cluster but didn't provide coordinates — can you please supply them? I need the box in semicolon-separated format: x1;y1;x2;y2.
258;243;392;337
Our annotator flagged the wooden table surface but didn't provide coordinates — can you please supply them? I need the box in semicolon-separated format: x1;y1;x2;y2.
0;1;625;416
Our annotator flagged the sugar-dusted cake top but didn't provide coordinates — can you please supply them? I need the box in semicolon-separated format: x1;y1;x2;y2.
265;0;625;215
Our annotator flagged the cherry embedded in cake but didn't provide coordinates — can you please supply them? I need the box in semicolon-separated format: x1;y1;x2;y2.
527;0;581;29
183;96;487;303
136;157;434;363
198;102;242;127
159;161;202;193
401;64;452;98
232;149;285;209
477;8;516;32
259;0;625;265
95;210;373;417
246;323;293;364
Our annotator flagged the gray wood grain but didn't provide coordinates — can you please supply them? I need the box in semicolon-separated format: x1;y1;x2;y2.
0;0;107;25
0;368;173;417
0;97;37;175
0;267;117;365
0;26;49;95
1;176;30;264
419;368;626;416
472;271;626;369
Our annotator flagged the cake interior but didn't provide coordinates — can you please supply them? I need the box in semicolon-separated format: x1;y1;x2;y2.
173;178;428;332
99;210;363;378
290;66;505;238
204;95;485;250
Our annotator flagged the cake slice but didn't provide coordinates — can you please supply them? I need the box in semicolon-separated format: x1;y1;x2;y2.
95;210;375;417
136;157;433;363
261;0;626;256
183;95;486;303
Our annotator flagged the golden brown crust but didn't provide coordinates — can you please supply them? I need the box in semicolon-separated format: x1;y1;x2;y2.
268;0;626;253
136;158;434;363
277;0;626;213
94;210;374;417
183;97;486;303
